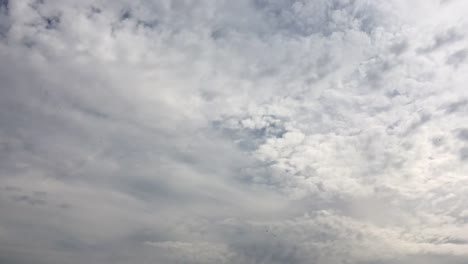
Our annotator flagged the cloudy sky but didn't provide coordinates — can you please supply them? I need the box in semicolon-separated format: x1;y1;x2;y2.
1;0;468;263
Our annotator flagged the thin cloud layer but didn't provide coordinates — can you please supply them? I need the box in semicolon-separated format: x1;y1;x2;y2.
1;0;468;263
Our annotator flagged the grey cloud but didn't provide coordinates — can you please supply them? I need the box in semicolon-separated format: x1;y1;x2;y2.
403;112;432;136
4;185;22;192
418;28;464;53
0;0;9;38
43;15;60;30
389;40;408;55
432;136;445;147
445;99;468;114
456;129;468;141
10;194;47;206
446;49;468;66
460;147;468;160
0;0;8;10
433;29;464;48
1;0;468;264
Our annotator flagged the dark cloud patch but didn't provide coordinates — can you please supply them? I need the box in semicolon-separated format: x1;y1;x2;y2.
443;238;468;245
221;223;309;264
10;194;47;206
86;6;102;18
0;0;10;38
386;89;401;98
0;0;8;10
432;136;445;147
446;49;468;66
33;191;47;197
137;19;159;29
90;6;101;14
116;177;184;203
433;29;464;49
125;229;171;245
389;40;408;55
210;28;227;40
460;147;468;161
403;112;431;136
119;9;132;21
392;254;468;264
0;250;48;264
358;58;395;90
29;0;45;10
233;241;306;264
213;115;288;151
456;129;468;141
4;185;22;192
58;203;72;209
445;99;468;114
418;28;464;53
70;102;110;120
253;0;378;36
112;8;160;31
55;237;99;252
44;15;60;30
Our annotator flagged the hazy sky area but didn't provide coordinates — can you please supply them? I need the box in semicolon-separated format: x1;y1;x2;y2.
1;0;468;263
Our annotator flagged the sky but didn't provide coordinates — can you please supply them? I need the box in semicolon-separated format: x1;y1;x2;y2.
1;0;468;263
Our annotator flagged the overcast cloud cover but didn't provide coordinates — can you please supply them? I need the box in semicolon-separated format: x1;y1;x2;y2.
1;0;468;263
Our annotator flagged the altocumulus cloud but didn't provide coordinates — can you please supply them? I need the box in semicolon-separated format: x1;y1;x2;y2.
1;0;468;263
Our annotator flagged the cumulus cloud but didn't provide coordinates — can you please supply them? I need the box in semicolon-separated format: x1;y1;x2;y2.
1;0;468;263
